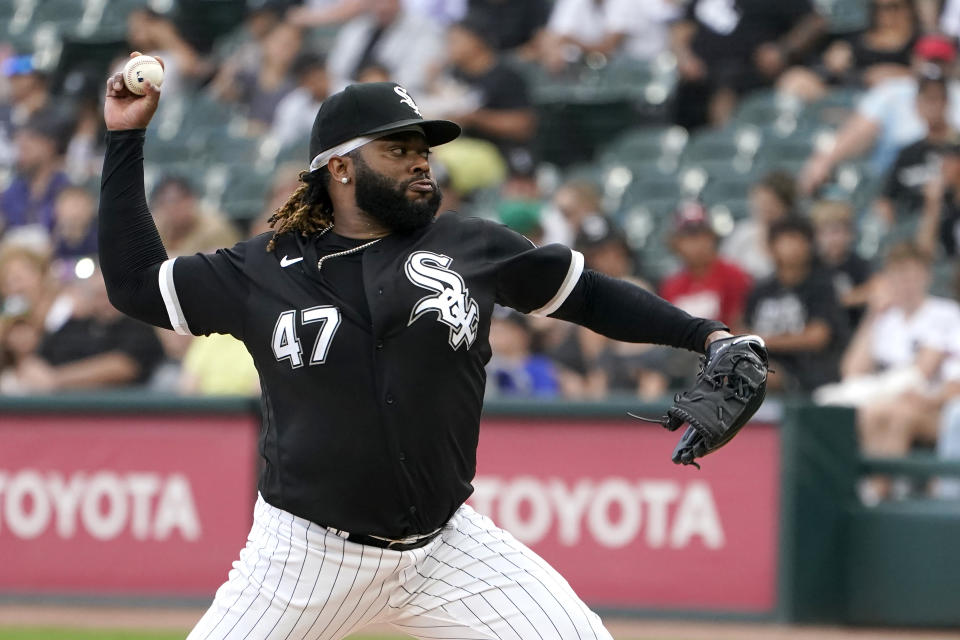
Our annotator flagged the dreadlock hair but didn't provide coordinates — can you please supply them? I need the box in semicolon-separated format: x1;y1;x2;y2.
266;166;335;251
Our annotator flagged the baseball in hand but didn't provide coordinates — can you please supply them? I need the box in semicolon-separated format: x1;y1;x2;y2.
122;55;164;95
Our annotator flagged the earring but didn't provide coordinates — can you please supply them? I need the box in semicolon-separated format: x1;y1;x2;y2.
340;177;349;184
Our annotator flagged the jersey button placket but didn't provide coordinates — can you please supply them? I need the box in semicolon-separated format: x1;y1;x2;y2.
385;393;394;405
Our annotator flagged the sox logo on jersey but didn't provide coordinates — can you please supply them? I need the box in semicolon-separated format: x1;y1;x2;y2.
405;251;479;350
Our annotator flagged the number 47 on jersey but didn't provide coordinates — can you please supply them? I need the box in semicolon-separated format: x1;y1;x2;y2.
272;306;341;368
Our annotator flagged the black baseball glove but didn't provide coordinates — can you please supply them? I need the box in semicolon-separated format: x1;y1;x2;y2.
633;335;768;469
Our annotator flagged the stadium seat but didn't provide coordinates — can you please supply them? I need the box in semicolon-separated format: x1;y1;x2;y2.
709;199;750;229
218;165;274;222
599;125;688;168
815;0;869;33
202;131;262;166
734;89;805;136
803;87;863;128
32;0;85;27
621;175;681;207
681;125;763;170
700;174;754;207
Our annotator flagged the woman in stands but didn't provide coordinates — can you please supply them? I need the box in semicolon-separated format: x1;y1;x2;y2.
779;0;919;102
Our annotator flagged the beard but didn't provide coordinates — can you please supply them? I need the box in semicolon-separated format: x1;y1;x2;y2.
353;156;442;233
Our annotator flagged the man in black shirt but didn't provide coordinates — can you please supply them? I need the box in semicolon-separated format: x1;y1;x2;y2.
671;0;826;129
100;56;732;639
876;73;955;223
918;140;960;257
746;217;847;392
444;16;538;176
14;268;163;392
466;0;551;52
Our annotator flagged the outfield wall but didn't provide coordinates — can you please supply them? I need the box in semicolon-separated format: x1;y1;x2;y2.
0;394;957;627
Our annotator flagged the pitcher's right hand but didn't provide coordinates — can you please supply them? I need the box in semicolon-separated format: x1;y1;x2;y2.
104;51;164;131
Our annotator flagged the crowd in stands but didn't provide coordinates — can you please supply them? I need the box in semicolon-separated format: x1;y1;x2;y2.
6;0;960;498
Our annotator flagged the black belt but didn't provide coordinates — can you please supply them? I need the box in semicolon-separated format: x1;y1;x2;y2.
325;526;442;551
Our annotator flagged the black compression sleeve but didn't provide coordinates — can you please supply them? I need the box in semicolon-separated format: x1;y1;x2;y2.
551;270;728;354
98;129;172;329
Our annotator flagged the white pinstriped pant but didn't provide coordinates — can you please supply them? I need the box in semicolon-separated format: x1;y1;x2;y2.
188;495;613;640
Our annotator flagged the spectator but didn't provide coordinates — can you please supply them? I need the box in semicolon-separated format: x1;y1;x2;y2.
126;7;210;96
269;53;330;149
487;308;559;397
934;315;960;498
547;217;663;399
287;0;368;26
917;141;960;257
538;0;681;73
0;243;64;338
149;175;240;255
811;199;873;330
636;202;752;394
801;34;960;194
745;217;847;392
671;0;826;129
62;86;105;185
574;215;640;282
0;317;43;394
0;243;65;393
834;243;960;500
466;0;551;53
541;179;603;247
934;381;960;498
0;112;72;237
325;0;446;92
661;201;752;330
0;56;49;127
213;1;285;71
778;0;919;102
875;72;954;224
180;333;260;396
498;199;544;246
10;267;163;393
356;63;392;84
51;187;97;261
212;22;302;132
289;0;466;27
0;55;50;167
427;17;537;184
721;170;796;280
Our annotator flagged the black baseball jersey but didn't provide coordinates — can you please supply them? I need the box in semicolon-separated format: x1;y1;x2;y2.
157;214;583;537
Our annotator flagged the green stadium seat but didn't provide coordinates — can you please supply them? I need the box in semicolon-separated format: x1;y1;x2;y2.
599;125;688;167
681;125;763;168
622;175;681;206
144;134;206;164
709;199;750;228
202;132;261;165
33;0;85;27
95;0;151;31
219;166;274;221
803;87;862;128
619;198;677;248
734;89;805;133
815;0;868;33
700;175;753;207
931;260;956;298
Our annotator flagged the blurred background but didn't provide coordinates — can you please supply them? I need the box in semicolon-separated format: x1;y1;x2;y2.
1;0;960;638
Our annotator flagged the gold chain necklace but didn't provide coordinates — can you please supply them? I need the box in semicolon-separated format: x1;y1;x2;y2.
315;226;383;271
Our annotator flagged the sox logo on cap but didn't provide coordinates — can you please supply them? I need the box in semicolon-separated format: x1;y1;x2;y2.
394;85;422;117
